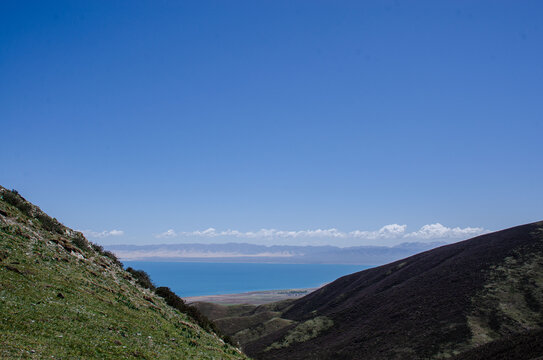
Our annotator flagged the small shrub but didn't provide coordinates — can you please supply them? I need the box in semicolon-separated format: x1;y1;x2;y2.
155;287;187;311
36;213;64;234
90;243;123;268
223;335;235;347
103;250;123;268
91;243;104;253
126;267;155;290
72;233;90;251
1;189;32;217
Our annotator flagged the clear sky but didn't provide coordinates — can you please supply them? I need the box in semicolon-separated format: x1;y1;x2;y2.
2;1;542;246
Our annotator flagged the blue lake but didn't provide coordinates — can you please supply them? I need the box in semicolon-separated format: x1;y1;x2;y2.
122;262;371;297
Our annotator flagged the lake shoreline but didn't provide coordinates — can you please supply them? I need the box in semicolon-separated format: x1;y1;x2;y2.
184;286;320;305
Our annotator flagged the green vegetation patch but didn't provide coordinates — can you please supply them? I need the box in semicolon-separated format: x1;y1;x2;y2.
264;316;333;351
434;229;543;359
467;246;543;347
234;317;295;346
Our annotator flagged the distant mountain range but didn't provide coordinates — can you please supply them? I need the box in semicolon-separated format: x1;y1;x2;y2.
107;241;447;265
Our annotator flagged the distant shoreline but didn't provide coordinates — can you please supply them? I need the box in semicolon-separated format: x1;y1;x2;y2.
111;241;447;266
184;287;320;305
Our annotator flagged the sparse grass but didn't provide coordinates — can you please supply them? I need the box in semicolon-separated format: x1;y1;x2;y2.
215;311;282;335
466;249;543;348
0;189;247;359
264;316;333;351
233;317;295;346
193;303;258;321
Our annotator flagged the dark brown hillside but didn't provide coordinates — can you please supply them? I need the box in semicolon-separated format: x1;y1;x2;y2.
243;221;543;360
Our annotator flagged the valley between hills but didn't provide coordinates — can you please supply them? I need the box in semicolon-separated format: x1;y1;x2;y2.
1;186;542;359
190;222;543;359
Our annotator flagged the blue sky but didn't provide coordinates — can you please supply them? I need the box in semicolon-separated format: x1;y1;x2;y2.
2;1;542;246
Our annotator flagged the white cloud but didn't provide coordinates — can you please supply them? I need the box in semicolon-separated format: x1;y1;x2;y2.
177;228;348;239
155;223;487;243
404;223;488;239
349;224;407;239
155;229;177;238
80;229;124;238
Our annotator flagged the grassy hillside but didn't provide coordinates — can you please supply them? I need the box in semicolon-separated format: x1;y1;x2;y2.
197;222;543;359
0;187;248;359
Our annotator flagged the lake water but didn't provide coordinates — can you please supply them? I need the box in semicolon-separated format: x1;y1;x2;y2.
123;262;371;297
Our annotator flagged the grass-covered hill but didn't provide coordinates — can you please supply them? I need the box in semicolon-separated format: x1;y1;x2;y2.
0;186;248;359
196;221;543;360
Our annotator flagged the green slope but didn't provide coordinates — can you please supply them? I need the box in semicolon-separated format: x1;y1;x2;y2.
0;186;248;359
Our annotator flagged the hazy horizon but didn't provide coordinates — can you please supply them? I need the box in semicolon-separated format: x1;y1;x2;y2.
84;222;487;247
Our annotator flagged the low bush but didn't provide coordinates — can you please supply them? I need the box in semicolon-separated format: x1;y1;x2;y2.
155;287;186;311
36;213;64;234
1;189;65;234
91;243;104;253
71;233;90;251
1;189;32;217
90;243;123;268
126;267;155;290
103;250;123;268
